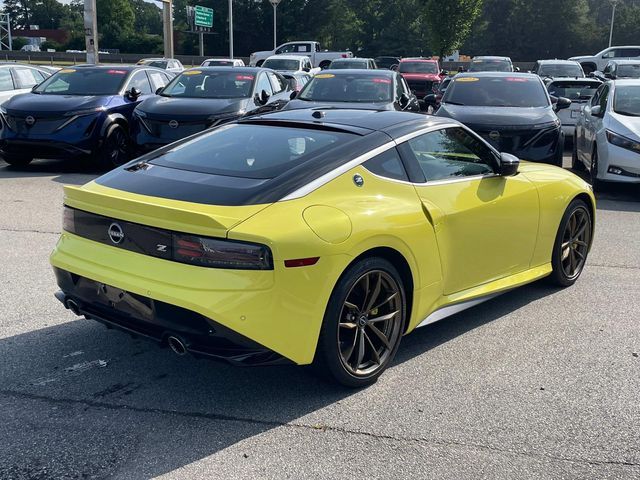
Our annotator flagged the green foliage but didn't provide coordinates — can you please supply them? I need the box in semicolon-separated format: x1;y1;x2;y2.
422;0;483;58
40;40;61;51
11;37;28;51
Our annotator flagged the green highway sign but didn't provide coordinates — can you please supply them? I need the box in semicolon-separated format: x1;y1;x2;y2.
194;5;214;28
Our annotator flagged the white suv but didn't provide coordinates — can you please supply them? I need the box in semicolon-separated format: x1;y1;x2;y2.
570;46;640;75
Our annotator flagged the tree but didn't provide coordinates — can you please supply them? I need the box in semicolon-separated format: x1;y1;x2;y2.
422;0;484;58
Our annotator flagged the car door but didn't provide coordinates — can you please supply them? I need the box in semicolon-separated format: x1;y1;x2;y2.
583;84;609;156
400;126;539;294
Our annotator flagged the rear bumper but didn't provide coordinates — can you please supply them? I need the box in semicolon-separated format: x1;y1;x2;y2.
53;270;288;366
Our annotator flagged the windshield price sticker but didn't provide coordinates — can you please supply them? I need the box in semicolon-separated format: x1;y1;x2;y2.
372;78;392;84
107;70;126;75
236;75;255;81
506;77;530;82
457;77;479;82
183;70;202;76
315;74;335;79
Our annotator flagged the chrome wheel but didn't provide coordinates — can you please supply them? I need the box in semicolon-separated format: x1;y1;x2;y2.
337;270;403;376
560;206;591;280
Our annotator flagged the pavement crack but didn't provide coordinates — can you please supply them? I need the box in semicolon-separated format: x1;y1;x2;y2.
1;388;638;469
0;227;60;235
587;263;640;270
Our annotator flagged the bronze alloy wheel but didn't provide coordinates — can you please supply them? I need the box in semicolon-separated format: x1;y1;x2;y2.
560;205;591;281
337;270;403;376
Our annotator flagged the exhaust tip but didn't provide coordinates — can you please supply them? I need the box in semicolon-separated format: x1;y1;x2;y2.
167;336;187;356
65;299;81;316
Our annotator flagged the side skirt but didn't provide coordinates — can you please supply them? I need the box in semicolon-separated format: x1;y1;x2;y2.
415;263;553;329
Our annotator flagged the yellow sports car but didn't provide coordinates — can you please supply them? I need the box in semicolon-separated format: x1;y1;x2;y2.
51;109;595;387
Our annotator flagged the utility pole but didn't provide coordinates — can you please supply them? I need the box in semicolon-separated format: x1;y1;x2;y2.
609;0;619;48
229;0;234;58
84;0;99;64
161;0;174;58
270;0;281;50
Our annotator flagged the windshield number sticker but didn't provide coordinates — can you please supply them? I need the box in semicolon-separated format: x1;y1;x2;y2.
315;74;335;79
457;77;479;82
60;69;76;73
236;75;255;81
107;70;126;75
183;70;202;75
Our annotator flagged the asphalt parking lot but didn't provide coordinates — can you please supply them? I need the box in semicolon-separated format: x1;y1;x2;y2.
0;151;639;480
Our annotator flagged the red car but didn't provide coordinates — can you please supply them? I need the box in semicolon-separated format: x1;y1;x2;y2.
398;58;445;104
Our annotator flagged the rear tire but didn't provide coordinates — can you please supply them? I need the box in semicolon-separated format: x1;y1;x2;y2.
96;124;129;170
1;154;33;167
548;199;592;287
313;257;406;388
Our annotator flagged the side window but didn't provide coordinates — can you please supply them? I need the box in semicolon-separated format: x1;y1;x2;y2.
276;43;295;54
294;43;311;53
590;86;603;107
268;72;285;93
618;48;640;57
127;70;153;94
363;148;409;181
256;73;273;95
148;71;169;90
0;68;15;91
404;128;495;182
12;67;41;88
602;49;614;59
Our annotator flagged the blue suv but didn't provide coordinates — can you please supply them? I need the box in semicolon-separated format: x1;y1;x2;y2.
0;65;173;169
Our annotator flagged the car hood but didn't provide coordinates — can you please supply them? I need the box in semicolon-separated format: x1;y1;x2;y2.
284;99;394;111
4;93;114;115
436;104;555;127
401;73;441;81
568;55;590;62
608;112;640;139
138;96;250;118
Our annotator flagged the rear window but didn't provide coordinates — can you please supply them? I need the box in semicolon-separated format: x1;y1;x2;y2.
204;60;236;67
547;81;599;102
299;73;393;103
538;64;583;78
330;60;368;69
262;58;301;71
34;68;128;95
468;59;512;72
162;71;255;98
398;62;438;74
147;61;168;69
617;64;640;78
444;76;548;107
151;124;351;179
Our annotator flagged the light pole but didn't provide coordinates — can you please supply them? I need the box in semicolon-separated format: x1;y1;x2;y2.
269;0;281;50
229;0;234;58
609;0;619;48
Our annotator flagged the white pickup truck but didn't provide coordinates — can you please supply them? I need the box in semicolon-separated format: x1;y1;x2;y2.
249;41;352;69
569;45;640;74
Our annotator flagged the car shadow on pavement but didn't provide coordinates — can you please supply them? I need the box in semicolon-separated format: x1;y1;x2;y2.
0;158;103;186
0;279;557;478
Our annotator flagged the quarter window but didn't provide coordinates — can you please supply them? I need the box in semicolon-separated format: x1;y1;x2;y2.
363;148;409;181
404;128;495;182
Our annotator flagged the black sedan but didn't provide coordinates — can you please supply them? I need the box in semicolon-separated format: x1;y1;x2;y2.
131;67;292;153
284;69;420;112
435;72;571;165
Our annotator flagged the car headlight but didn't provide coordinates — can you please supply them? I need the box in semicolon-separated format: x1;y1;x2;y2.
64;106;106;117
606;129;640;153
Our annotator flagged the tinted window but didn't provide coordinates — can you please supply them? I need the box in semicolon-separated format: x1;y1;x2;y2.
364;148;408;181
616;64;640;78
547;81;599;102
151;124;349;179
537;63;583;78
405;128;495;181
613;85;640;116
262;58;300;71
128;70;152;94
468;59;512;72
445;76;548;107
0;68;14;91
162;71;255;98
34;68;127;95
268;72;286;93
299;74;393;103
147;61;169;69
398;62;438;74
616;48;640;58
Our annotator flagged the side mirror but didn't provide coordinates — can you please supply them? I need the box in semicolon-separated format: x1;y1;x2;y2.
155;87;164;95
556;96;572;110
390;64;398;71
290;90;298;100
499;152;519;176
256;89;270;105
126;87;141;101
440;69;448;76
424;93;437;106
591;105;603;117
514;66;521;72
303;66;310;72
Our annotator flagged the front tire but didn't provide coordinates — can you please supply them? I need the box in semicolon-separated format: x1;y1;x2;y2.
590;147;601;191
548;199;592;287
97;124;129;170
314;257;406;388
